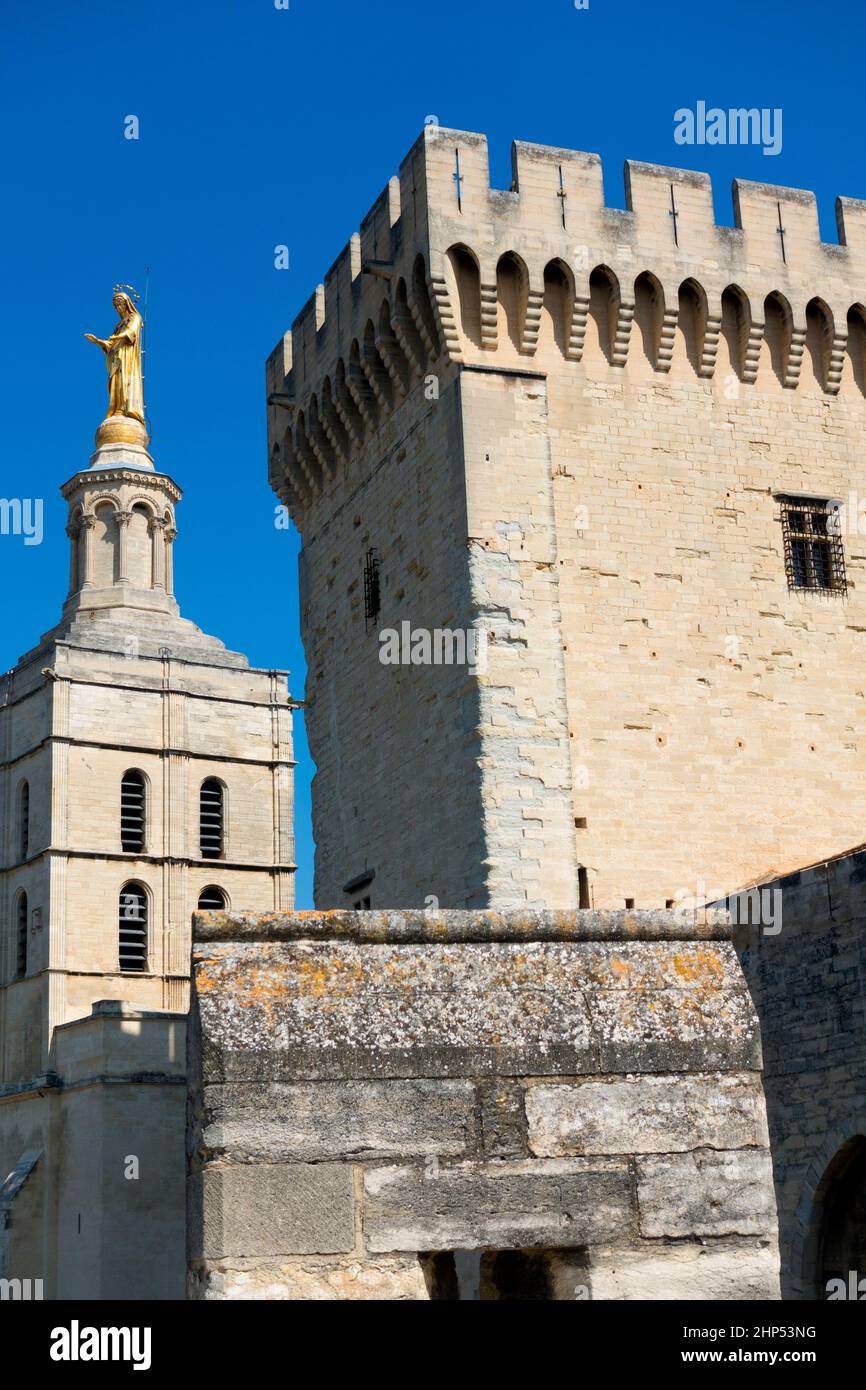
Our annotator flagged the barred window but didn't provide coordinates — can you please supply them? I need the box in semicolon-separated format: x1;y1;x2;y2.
121;770;146;853
200;779;224;859
119;883;148;973
16;892;28;978
779;496;846;594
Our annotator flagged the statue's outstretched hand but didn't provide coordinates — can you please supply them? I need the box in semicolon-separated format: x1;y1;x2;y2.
84;333;107;350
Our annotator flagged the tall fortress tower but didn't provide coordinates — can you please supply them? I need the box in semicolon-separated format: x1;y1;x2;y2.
267;125;866;912
0;289;294;1295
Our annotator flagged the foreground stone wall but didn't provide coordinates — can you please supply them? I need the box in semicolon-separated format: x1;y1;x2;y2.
734;847;866;1299
187;909;780;1300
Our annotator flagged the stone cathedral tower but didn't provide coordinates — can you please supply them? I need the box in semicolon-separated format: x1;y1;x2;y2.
0;290;295;1296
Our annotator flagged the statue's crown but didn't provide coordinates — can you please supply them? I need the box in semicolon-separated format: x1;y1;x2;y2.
113;283;139;301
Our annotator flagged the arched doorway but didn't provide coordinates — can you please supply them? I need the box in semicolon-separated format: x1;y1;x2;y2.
815;1137;866;1297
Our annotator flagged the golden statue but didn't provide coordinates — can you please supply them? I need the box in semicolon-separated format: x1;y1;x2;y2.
85;286;147;446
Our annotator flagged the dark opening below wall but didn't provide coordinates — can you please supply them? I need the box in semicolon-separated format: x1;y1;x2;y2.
421;1248;590;1301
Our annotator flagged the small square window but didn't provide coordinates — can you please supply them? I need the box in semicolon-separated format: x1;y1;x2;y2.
778;496;846;594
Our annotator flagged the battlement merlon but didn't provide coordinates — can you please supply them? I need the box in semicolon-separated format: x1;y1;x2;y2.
265;126;866;482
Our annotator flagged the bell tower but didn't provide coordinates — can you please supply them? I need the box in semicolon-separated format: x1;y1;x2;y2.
0;285;296;1297
0;285;297;1085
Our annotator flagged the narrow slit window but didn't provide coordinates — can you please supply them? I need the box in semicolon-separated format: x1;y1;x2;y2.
198;885;227;912
121;771;146;853
779;496;846;594
119;883;148;972
19;782;29;861
578;866;591;909
363;548;381;630
200;780;224;859
16;893;28;978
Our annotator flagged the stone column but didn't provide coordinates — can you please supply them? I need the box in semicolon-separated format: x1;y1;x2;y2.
149;517;166;590
116;510;132;584
81;514;97;588
66;523;79;595
164;527;177;597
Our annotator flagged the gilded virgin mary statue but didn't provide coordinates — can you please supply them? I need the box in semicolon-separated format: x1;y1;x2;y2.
85;286;147;446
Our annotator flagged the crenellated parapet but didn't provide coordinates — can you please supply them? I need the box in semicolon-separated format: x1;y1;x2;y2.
267;126;866;519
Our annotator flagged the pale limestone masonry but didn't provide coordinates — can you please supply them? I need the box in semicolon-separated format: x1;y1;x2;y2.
0;427;295;1296
187;908;780;1300
732;845;866;1299
267;125;866;911
0;1003;186;1299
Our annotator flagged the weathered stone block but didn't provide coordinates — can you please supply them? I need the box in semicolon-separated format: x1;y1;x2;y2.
192;932;760;1082
200;1080;475;1162
192;1164;355;1258
363;1158;634;1251
588;1242;780;1301
637;1150;777;1238
478;1080;528;1158
194;1255;430;1301
526;1074;768;1156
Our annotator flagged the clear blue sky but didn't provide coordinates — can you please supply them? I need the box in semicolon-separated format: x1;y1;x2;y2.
1;0;863;907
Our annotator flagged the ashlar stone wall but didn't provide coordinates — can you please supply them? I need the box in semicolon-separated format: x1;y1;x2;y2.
733;846;866;1298
187;908;780;1300
267;125;866;913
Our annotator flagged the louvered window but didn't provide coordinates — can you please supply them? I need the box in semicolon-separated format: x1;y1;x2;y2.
19;782;29;861
121;771;146;853
200;780;224;859
119;884;148;973
198;885;227;911
16;893;28;978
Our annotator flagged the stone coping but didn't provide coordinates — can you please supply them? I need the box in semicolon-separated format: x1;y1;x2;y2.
193;907;731;946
